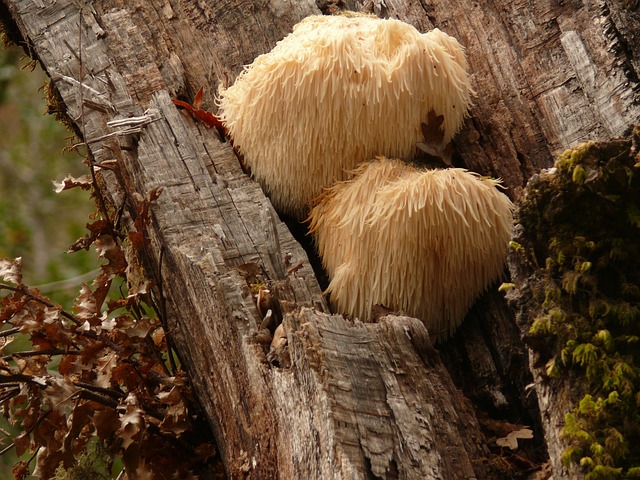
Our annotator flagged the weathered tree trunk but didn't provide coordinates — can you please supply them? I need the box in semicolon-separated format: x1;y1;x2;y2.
1;0;638;478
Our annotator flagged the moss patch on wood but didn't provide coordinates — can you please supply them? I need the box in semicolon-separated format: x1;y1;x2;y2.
513;126;640;479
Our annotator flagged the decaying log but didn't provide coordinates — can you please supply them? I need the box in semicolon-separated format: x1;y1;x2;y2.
1;0;639;478
271;310;488;478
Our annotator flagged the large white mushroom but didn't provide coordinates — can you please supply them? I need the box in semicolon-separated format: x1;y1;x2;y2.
217;14;473;219
308;157;514;341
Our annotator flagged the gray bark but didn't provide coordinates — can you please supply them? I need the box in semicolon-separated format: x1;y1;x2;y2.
1;0;639;478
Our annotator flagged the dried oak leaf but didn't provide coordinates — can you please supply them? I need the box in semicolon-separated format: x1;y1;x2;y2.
57;354;76;376
44;377;77;413
123;316;154;339
117;394;145;450
111;363;139;391
62;400;97;457
0;291;30;324
0;335;16;355
14;355;48;377
107;281;152;313
93;407;119;440
94;234;127;277
37;306;74;347
0;257;22;285
33;407;66;454
77;342;109;373
417;111;453;166
53;174;92;193
91;272;114;313
14;300;48;336
159;402;189;436
128;187;163;250
73;284;100;326
11;460;29;480
33;445;65;480
13;431;30;457
68;219;111;253
495;427;534;450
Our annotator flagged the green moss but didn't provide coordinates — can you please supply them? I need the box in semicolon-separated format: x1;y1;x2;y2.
515;127;640;476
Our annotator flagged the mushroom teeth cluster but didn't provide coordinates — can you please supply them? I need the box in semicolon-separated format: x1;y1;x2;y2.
308;157;514;341
217;14;473;219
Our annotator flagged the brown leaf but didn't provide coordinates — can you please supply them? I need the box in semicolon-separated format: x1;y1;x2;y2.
124;317;154;339
77;343;108;373
0;257;22;285
151;328;164;347
91;273;113;313
128;230;145;250
57;354;75;376
496;428;534;450
0;291;30;324
53;174;92;193
156;386;181;405
39;306;74;347
45;377;77;412
11;460;29;480
99;316;117;332
33;446;64;480
173;87;226;134
63;401;96;457
421;110;445;145
0;334;16;354
13;432;30;457
112;363;138;390
117;394;145;449
194;85;205;109
159;401;189;436
67;219;110;252
417;110;453;166
94;235;127;276
19;355;49;377
15;300;47;335
33;408;66;455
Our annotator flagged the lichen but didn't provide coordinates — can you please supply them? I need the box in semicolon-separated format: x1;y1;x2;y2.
514;126;640;478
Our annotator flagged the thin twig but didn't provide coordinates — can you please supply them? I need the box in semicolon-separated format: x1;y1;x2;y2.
3;349;79;362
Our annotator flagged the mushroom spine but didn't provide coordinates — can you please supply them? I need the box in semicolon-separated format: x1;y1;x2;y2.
308;157;514;340
217;15;473;219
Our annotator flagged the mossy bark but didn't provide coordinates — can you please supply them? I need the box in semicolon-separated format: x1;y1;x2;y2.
508;128;640;479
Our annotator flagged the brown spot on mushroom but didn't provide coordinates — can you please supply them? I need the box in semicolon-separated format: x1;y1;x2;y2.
217;15;474;219
308;157;514;341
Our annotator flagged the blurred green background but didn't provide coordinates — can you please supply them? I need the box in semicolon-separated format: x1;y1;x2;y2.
0;46;98;477
0;46;97;301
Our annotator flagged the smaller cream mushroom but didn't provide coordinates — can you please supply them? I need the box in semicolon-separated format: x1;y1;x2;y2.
308;157;514;341
217;14;473;219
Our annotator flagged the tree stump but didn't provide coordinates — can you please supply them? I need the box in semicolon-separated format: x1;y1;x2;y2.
1;0;638;477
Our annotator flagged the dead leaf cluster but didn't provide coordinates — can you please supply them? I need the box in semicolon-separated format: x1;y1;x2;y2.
0;180;220;479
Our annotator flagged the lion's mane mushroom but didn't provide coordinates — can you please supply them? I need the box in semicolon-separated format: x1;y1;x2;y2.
217;14;473;219
308;157;514;341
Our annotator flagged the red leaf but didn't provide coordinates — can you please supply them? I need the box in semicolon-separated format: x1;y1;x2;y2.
53;174;92;193
128;230;145;250
74;284;99;325
172;99;194;111
173;87;227;134
12;460;29;480
193;86;204;109
13;432;30;457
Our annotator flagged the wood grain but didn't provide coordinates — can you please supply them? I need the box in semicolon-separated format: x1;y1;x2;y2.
2;0;638;477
